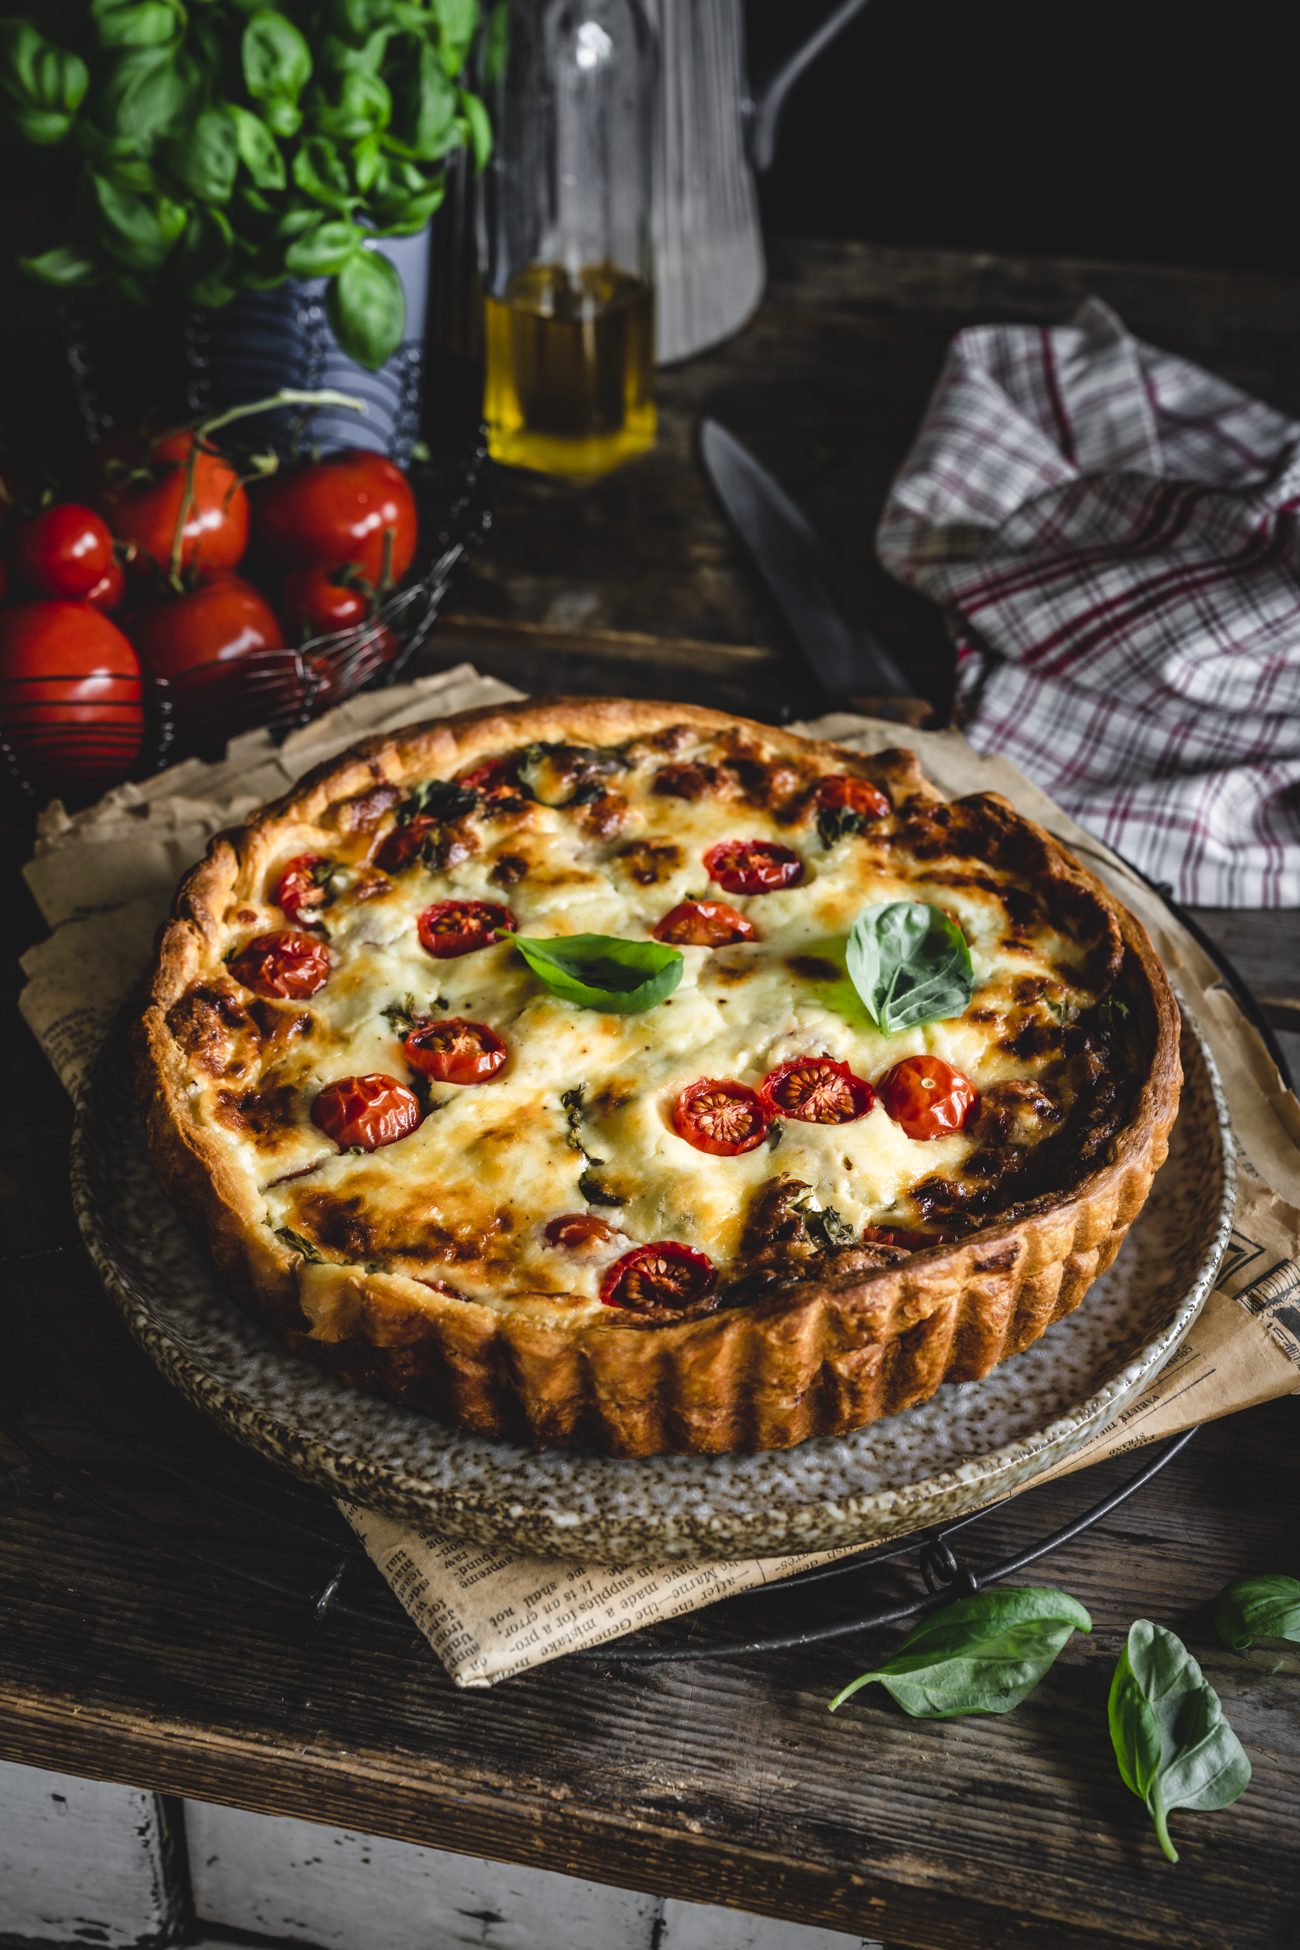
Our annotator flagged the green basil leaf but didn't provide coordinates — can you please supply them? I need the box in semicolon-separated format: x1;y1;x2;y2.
174;204;236;308
166;107;239;203
1108;1620;1251;1864
458;87;491;172
433;0;481;75
286;218;363;276
91;0;184;50
369;179;445;236
326;244;405;368
1215;1574;1300;1653
243;10;312;103
513;934;684;1015
846;900;974;1035
391;39;456;160
0;22;89;145
263;96;303;139
89;174;187;270
828;1586;1091;1721
337;0;394;34
353;129;383;192
97;47;196;150
231;104;286;189
292;134;357;210
21;245;102;288
315;69;392;139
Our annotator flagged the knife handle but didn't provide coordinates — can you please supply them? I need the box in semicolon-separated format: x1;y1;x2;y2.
843;693;935;729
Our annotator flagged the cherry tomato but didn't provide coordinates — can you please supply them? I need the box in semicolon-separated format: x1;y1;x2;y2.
274;854;334;926
280;565;370;640
124;572;284;744
0;600;143;800
545;1212;620;1249
877;1055;977;1140
252;449;417;585
10;503;114;599
815;773;890;823
375;814;434;873
653;899;759;948
403;1017;508;1085
311;1073;423;1151
599;1242;718;1315
305;622;396;710
85;556;126;612
703;838;803;895
227;929;331;999
672;1077;770;1156
98;429;249;577
759;1057;875;1124
457;753;521;802
417;898;515;959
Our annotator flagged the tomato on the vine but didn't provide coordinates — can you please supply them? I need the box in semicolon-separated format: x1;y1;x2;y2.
280;565;371;640
402;1017;508;1085
599;1242;718;1315
253;449;417;585
877;1055;977;1140
98;429;249;578
227;930;331;999
85;557;126;612
703;838;803;895
672;1078;770;1156
311;1074;423;1151
759;1057;874;1124
274;854;335;926
0;600;144;800
653;899;759;947
10;503;115;600
417;898;515;959
124;572;284;743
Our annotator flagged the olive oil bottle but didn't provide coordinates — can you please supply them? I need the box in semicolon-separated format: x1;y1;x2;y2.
485;262;655;481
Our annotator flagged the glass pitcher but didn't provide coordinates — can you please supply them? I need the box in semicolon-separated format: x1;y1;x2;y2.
482;0;657;481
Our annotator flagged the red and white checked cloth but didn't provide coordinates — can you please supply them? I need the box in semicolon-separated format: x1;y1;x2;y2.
877;296;1300;907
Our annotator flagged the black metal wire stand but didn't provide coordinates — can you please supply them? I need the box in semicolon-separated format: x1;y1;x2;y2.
2;844;1289;1670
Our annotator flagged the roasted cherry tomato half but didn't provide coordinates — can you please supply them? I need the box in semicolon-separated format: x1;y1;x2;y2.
280;565;370;640
375;814;434;874
814;773;890;823
10;503;115;600
311;1073;423;1151
544;1213;620;1249
227;929;331;999
417;898;515;959
653;899;759;948
457;754;522;802
759;1056;875;1124
274;853;334;926
97;429;249;578
672;1077;770;1156
253;449;417;586
402;1017;508;1085
599;1241;718;1316
861;1223;948;1251
0;599;144;800
703;838;803;896
877;1055;978;1141
85;556;126;612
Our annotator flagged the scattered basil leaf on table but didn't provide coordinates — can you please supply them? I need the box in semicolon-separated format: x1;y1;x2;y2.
514;935;683;1015
846;901;974;1034
1215;1574;1300;1654
1108;1619;1251;1864
828;1586;1091;1720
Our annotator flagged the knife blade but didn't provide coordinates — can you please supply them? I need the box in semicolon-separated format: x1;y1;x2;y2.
698;418;930;725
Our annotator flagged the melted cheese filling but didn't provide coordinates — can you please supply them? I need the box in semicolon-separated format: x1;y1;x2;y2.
173;732;1113;1322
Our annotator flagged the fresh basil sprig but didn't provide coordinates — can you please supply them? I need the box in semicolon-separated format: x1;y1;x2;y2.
1108;1620;1251;1864
513;934;684;1015
1215;1574;1300;1655
828;1587;1091;1720
846;900;974;1034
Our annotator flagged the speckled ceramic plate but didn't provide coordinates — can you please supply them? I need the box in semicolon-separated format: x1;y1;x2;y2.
71;1008;1233;1562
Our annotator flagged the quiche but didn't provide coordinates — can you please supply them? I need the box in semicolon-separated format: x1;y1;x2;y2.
135;700;1182;1457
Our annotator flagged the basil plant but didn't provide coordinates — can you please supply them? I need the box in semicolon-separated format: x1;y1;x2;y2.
0;1;491;370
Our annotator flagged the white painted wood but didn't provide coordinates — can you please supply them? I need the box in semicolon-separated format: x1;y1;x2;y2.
184;1800;658;1950
661;1896;884;1950
0;1760;180;1946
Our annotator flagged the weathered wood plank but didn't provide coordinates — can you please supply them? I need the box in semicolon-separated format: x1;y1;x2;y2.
0;1761;184;1948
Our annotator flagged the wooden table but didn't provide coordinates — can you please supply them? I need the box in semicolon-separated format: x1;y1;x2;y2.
4;239;1300;1950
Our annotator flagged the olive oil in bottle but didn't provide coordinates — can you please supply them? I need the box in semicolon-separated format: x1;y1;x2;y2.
485;261;656;481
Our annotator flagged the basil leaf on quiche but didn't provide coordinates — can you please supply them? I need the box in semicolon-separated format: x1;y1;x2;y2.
846;900;974;1034
513;933;684;1014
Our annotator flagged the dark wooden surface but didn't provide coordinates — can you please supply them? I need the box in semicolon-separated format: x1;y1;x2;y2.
4;239;1300;1950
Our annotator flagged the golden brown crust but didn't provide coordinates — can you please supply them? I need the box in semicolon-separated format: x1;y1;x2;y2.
134;699;1182;1457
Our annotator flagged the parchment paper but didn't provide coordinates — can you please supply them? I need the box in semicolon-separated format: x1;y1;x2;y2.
21;667;1300;1687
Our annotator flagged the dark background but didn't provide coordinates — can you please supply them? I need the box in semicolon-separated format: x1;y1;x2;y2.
749;0;1293;274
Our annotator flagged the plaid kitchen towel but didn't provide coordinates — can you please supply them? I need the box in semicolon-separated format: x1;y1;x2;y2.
877;296;1300;906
